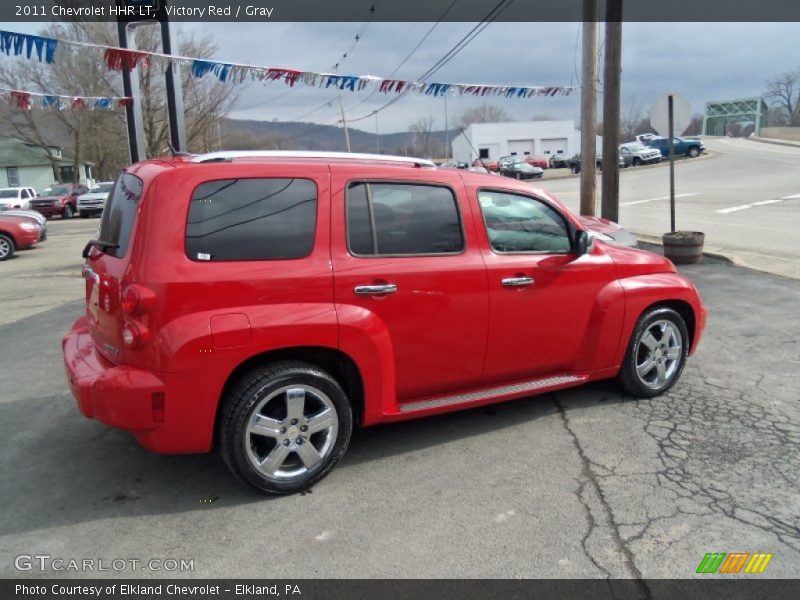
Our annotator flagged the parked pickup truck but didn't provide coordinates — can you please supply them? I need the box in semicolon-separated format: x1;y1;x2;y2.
619;143;662;167
646;137;705;158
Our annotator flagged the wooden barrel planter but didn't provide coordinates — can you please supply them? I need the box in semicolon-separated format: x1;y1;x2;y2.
662;231;705;264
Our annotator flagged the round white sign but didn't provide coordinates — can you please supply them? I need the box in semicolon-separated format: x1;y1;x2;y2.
650;93;692;137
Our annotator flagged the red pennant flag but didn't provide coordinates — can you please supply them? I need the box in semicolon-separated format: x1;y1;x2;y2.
104;48;150;72
9;91;31;109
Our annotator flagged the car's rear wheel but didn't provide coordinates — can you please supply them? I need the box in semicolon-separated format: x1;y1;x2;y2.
63;204;74;219
619;307;689;398
570;164;580;174
632;157;642;167
0;234;15;261
219;361;353;494
688;146;700;158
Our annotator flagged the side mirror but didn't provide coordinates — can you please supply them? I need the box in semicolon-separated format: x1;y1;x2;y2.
574;230;592;255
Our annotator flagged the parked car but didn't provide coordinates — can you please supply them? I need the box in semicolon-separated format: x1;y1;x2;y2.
472;157;498;171
63;150;706;494
566;154;625;174
0;206;48;241
548;154;570;169
0;186;37;210
498;156;544;179
524;155;549;169
645;137;705;158
619;143;662;167
77;181;115;218
29;183;88;219
0;214;42;260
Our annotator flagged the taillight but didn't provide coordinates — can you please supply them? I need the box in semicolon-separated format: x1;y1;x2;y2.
122;323;142;349
121;284;155;316
121;286;140;315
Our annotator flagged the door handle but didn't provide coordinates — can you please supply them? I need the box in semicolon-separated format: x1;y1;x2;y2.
354;283;398;296
501;276;534;287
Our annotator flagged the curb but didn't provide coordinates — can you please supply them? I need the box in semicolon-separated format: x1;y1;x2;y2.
747;137;800;149
632;232;738;266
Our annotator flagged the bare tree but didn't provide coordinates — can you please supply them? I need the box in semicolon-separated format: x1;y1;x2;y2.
454;103;512;131
0;22;240;180
683;113;704;136
765;68;800;126
619;97;651;142
408;115;436;158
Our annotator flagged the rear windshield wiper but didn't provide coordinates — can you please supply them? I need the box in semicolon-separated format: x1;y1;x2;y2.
82;239;119;259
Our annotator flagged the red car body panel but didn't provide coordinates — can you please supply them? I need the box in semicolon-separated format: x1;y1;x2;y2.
525;156;549;169
0;215;40;249
63;158;706;454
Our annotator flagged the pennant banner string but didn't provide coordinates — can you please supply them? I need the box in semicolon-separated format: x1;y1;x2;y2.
0;87;132;111
0;28;576;99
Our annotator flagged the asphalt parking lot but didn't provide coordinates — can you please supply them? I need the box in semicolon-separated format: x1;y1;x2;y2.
1;218;798;579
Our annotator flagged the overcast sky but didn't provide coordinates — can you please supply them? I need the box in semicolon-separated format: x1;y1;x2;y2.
11;21;800;133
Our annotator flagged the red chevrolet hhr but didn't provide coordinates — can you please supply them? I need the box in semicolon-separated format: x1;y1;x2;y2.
63;151;706;494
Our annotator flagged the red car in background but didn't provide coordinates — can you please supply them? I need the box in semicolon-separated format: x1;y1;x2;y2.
0;214;42;260
29;183;88;219
525;156;549;169
472;157;498;171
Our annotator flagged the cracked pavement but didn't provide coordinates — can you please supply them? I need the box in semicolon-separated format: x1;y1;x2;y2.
0;222;798;578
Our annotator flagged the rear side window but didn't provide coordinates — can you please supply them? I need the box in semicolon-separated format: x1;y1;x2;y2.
97;172;143;258
186;178;317;261
346;182;463;255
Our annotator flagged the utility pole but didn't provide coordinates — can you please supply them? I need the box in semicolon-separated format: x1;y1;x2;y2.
374;111;380;153
580;0;599;216
601;0;623;222
444;92;449;160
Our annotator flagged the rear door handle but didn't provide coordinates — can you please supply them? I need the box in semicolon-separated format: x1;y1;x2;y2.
354;283;398;296
501;276;534;287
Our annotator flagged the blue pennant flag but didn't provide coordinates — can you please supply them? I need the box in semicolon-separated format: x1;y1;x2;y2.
93;98;112;110
0;31;57;63
192;60;232;82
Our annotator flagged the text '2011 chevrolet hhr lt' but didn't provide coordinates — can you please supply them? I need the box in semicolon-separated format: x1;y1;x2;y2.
63;151;706;494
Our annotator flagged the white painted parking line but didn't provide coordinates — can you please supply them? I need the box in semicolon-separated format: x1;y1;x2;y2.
717;194;800;214
621;193;699;207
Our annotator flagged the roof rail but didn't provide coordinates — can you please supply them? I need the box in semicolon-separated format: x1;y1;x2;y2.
189;150;436;168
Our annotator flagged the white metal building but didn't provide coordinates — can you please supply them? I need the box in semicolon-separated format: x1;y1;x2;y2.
450;120;601;162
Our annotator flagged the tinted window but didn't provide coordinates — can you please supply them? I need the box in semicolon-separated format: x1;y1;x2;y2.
478;190;571;253
97;172;143;258
347;182;463;255
186;178;317;261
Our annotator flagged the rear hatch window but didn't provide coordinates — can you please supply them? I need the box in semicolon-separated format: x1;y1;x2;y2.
97;172;143;258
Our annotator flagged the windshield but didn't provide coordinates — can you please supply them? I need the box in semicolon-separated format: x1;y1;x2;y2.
517;162;535;172
90;183;114;194
0;189;18;198
625;144;647;152
43;185;70;195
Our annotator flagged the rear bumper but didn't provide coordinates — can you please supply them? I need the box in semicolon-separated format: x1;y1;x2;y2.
62;318;218;454
63;319;165;431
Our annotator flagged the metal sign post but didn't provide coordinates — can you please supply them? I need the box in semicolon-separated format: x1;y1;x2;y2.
668;94;676;233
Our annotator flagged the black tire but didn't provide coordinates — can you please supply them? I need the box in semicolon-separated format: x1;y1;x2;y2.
219;360;353;494
79;211;90;219
632;157;642;167
515;172;521;180
0;233;15;261
688;146;700;158
63;204;74;219
619;307;690;398
570;164;580;174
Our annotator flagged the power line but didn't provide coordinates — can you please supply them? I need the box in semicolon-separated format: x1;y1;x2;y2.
347;0;515;124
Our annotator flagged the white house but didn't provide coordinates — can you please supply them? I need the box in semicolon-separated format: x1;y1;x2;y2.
0;136;94;191
451;120;602;163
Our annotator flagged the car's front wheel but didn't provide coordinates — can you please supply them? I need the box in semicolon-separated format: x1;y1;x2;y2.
688;146;700;158
0;233;15;261
63;204;74;219
619;307;689;398
219;361;353;494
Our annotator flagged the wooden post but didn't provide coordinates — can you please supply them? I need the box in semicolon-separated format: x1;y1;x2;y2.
668;94;676;233
601;1;622;222
580;0;599;216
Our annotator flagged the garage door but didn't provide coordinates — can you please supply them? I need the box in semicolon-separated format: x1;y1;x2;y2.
507;139;535;157
540;138;568;156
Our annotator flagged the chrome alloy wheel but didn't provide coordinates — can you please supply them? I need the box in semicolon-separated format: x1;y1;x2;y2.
635;319;683;390
244;384;338;481
0;236;10;259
